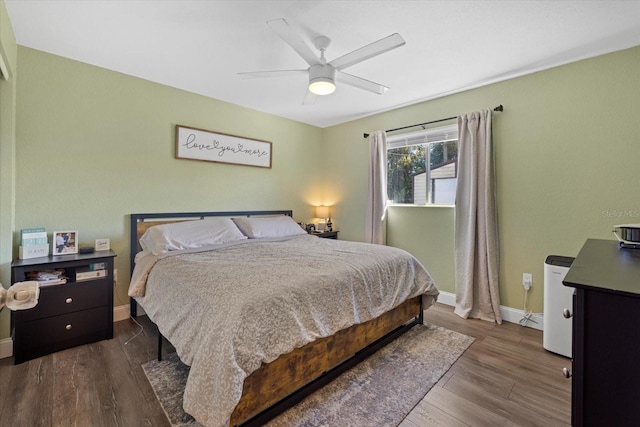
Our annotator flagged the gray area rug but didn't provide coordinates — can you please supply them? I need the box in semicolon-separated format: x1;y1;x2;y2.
142;323;474;427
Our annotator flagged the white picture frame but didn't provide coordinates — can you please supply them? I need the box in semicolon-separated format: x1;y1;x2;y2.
53;230;78;255
95;238;110;251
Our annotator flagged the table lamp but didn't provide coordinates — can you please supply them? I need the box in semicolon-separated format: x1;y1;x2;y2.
315;205;332;231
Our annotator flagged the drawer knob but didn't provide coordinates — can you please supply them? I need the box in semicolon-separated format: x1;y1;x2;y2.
65;298;73;304
562;308;572;319
562;367;572;378
65;324;72;331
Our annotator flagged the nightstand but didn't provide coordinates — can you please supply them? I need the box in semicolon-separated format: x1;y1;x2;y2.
10;250;116;364
311;230;339;239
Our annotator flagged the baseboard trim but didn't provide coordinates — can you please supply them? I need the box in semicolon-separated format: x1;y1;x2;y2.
435;291;456;306
0;338;12;359
114;304;130;322
436;291;544;330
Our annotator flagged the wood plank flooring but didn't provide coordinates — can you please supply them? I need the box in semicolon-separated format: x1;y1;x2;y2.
404;304;572;427
0;303;571;426
0;316;171;427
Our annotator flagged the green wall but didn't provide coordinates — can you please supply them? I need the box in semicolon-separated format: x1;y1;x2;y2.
323;45;640;313
0;0;17;344
0;47;324;340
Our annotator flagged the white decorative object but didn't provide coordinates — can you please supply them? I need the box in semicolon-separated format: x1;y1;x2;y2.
95;238;110;251
0;281;40;311
19;244;49;259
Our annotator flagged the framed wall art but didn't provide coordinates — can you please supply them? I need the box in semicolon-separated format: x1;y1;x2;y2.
53;230;78;255
175;125;272;168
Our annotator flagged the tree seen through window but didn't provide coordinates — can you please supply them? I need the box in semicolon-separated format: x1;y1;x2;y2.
387;140;458;204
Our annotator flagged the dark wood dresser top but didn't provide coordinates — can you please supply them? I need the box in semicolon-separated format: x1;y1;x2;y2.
563;238;640;297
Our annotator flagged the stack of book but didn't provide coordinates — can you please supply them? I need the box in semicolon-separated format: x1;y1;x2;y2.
27;269;67;287
19;227;49;259
76;263;107;281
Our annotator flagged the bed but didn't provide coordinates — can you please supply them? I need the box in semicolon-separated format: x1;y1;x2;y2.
128;210;439;427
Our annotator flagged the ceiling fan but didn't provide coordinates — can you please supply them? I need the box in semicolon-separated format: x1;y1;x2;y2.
239;18;406;103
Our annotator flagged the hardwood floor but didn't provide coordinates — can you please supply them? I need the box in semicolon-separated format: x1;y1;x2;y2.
0;316;172;427
403;303;572;427
0;303;571;426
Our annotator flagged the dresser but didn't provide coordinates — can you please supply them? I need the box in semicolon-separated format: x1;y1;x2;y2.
562;239;640;426
11;250;116;364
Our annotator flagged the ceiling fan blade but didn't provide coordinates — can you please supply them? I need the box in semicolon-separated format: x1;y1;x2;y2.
336;71;390;95
238;70;307;79
330;33;406;71
267;18;322;67
302;90;318;106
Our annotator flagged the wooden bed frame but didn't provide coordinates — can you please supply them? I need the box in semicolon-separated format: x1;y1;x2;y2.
129;210;424;426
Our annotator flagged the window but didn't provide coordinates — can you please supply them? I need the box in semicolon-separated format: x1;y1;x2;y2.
387;123;458;205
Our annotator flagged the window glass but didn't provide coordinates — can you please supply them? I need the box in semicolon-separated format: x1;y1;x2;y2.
387;124;458;205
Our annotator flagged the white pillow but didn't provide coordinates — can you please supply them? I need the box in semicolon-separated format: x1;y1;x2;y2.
232;215;307;239
140;218;247;255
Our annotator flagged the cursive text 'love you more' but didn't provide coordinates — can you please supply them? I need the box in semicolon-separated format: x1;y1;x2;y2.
183;133;268;158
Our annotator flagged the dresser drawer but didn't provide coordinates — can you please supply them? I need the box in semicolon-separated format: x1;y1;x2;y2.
20;305;111;350
11;251;116;364
16;280;110;322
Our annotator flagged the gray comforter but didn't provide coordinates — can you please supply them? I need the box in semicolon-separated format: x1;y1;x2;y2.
131;234;438;427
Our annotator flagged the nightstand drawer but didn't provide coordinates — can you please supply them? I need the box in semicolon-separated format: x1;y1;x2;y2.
17;280;110;322
20;306;111;350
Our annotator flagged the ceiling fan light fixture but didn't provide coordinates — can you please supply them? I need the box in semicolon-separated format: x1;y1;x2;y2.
309;78;336;95
309;64;336;95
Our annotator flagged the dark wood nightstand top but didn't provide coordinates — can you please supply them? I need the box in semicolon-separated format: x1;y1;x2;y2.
12;249;117;267
310;230;339;239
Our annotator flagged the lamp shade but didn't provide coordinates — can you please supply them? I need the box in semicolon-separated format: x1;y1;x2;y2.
315;205;330;219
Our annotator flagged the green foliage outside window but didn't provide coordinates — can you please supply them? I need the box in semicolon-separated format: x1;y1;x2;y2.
387;141;457;204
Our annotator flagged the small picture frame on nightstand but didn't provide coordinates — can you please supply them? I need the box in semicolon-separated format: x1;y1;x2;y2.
53;230;78;255
95;238;110;251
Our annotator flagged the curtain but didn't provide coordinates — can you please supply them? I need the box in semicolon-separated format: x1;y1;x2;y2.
364;131;387;245
454;110;502;323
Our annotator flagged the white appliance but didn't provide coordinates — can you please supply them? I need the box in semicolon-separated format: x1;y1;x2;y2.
543;255;574;358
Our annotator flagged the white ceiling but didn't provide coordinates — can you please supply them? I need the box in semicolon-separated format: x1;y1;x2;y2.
5;1;640;128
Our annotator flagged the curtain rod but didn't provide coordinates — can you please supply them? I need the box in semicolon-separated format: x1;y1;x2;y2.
363;104;503;139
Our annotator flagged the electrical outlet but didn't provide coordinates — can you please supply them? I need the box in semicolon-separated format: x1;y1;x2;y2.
523;273;532;290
